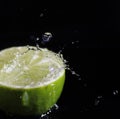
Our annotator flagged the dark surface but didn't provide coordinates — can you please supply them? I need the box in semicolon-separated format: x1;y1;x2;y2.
0;0;120;119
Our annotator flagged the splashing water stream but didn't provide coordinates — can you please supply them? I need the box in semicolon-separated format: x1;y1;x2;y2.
0;32;103;119
21;32;81;119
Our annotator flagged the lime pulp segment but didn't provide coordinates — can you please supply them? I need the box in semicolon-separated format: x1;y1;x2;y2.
0;46;65;88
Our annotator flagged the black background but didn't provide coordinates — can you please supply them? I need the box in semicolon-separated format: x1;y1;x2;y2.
0;0;120;119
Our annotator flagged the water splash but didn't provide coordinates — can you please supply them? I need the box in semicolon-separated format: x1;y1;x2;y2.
65;65;81;78
0;33;83;118
14;33;81;117
39;104;59;119
2;104;59;119
41;32;52;45
35;37;41;50
29;32;52;49
58;44;66;54
56;50;81;80
55;39;81;80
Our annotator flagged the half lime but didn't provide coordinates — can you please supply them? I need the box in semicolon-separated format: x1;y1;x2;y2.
0;46;65;116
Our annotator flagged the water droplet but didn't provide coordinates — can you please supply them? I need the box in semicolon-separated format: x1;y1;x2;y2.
76;46;80;48
58;44;66;54
39;104;59;119
40;113;47;118
19;7;24;12
26;45;36;51
72;42;75;44
36;37;40;41
49;67;54;72
71;40;79;45
78;77;82;80
94;95;103;106
76;40;79;43
113;90;118;96
40;13;44;17
53;104;59;110
94;100;100;106
70;70;80;77
71;71;76;75
97;95;103;99
83;83;87;87
64;62;81;80
41;32;52;44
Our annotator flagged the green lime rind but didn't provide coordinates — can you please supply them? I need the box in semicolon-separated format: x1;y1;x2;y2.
0;70;65;115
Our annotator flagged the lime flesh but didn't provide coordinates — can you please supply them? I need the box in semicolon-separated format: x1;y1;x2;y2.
0;46;65;115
